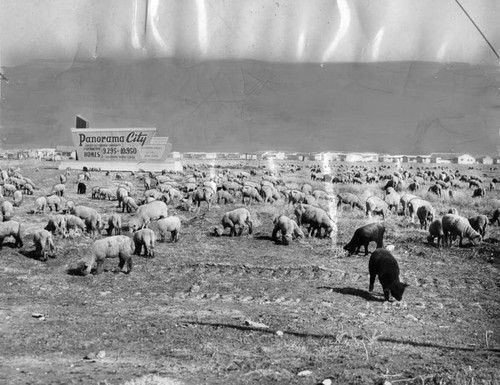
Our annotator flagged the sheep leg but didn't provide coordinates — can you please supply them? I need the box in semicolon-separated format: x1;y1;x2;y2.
118;253;133;274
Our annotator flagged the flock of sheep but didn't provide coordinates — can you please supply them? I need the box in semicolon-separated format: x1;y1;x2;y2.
0;161;499;302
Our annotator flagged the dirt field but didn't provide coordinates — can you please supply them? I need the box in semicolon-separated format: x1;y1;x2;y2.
1;159;499;385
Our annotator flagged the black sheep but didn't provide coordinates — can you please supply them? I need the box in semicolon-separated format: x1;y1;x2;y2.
343;223;385;256
77;182;87;195
369;249;408;301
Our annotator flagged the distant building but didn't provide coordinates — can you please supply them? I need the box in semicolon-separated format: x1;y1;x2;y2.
56;145;76;160
456;154;476;165
477;155;493;164
430;153;457;164
342;152;378;162
402;155;417;163
378;154;393;163
417;155;431;163
171;152;182;159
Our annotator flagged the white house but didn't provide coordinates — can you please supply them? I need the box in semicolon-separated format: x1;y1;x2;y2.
456;154;476;165
342;152;378;162
477;156;493;164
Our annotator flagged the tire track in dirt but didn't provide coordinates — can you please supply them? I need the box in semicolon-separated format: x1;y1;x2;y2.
164;262;349;281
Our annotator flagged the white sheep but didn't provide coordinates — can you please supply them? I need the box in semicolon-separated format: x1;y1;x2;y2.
442;214;482;247
45;215;67;237
157;216;181;242
107;213;122;236
33;229;55;261
0;221;23;249
63;214;86;236
133;228;156;258
13;190;23;207
128;201;169;232
272;215;304;245
76;235;135;275
33;196;47;214
1;201;14;221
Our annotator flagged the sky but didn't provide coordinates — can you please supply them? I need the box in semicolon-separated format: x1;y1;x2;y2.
1;0;500;67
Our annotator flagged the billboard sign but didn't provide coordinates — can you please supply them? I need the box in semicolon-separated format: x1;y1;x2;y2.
138;137;171;161
71;127;165;162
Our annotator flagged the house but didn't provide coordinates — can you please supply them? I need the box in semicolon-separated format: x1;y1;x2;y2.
417;155;431;163
430;153;457;164
56;145;77;160
342;152;378;162
378;154;392;163
455;154;476;165
171;152;182;159
477;155;493;165
402;155;417;163
204;153;217;160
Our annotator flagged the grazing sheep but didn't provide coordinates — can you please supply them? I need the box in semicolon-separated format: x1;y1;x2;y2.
62;200;76;214
490;209;500;226
369;248;408;302
23;183;34;195
188;187;215;211
98;187;114;200
427;219;444;248
91;186;101;199
287;190;306;206
116;187;129;208
442;214;482;247
219;208;253;236
144;189;163;201
46;194;62;212
107;213;122;236
447;208;459;215
33;229;56;261
384;188;401;213
51;183;66;197
239;186;262;206
471;188;486;198
63;215;86;236
157;216;181;242
71;206;102;237
344;223;385;256
272;215;304;245
0;221;23;249
337;192;364;210
3;183;16;196
44;215;67;237
133;228;156;258
468;215;488;238
76;235;135;275
216;190;234;204
428;184;442;197
77;182;86;194
294;203;335;238
416;204;435;230
312;190;331;200
408;198;432;224
365;196;388;220
122;196;139;213
400;193;418;216
13;190;23;207
33;197;47;214
128;201;169;232
1;201;14;222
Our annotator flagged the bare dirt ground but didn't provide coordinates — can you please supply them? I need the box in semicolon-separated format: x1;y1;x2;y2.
0;159;499;385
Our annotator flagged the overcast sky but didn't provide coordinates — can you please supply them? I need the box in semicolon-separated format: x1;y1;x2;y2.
1;0;499;67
